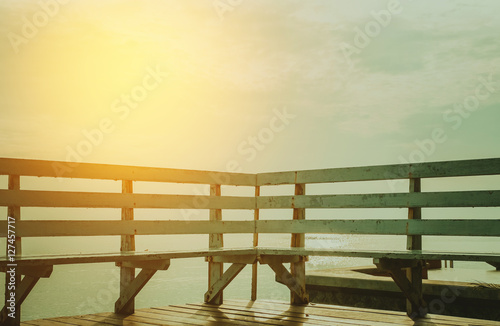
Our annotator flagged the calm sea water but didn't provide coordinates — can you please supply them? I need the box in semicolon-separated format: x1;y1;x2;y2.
7;233;500;322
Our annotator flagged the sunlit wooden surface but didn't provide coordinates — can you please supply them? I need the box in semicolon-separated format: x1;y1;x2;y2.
21;300;500;326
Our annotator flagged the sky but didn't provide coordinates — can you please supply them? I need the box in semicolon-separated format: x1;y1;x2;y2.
1;0;500;174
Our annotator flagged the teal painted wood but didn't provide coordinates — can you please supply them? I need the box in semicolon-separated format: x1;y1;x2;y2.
257;191;500;208
2;219;498;237
257;158;500;185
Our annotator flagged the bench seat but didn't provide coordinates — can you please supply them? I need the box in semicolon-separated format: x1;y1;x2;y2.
2;247;499;270
256;247;500;263
0;248;256;268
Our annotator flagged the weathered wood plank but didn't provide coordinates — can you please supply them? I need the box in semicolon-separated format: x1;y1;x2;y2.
119;180;135;315
256;219;500;236
0;158;256;186
251;185;260;301
406;178;423;318
0;220;255;237
0;248;258;267
257;158;500;185
0;189;498;210
257;191;500;208
187;301;414;326
0;190;256;209
266;262;309;304
374;258;427;319
1;219;499;238
150;305;268;325
291;183;307;305
211;255;257;264
220;300;415;325
205;263;246;303
115;268;158;315
208;184;224;305
22;299;500;326
1;175;497;211
118;259;170;270
133;309;233;325
255;248;500;262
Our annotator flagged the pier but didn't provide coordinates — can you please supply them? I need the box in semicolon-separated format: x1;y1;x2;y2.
1;157;499;325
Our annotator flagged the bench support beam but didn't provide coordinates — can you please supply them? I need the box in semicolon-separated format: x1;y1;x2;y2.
375;258;426;319
487;262;500;270
205;263;246;303
1;272;48;326
115;260;170;315
266;261;309;304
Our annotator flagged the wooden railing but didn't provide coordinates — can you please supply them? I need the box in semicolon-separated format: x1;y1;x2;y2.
1;157;499;324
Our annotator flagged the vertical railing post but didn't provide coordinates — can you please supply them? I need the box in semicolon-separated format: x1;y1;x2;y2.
251;185;260;301
290;183;307;304
208;184;223;304
117;180;135;314
407;177;423;316
3;175;21;325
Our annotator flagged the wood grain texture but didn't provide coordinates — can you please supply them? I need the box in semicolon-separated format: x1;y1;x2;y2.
21;299;496;326
1;219;499;237
257;158;500;185
0;158;256;186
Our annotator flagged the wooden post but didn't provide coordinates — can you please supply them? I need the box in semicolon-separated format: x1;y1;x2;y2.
118;180;135;315
3;175;21;326
290;183;308;305
251;186;260;301
406;177;424;317
208;184;223;304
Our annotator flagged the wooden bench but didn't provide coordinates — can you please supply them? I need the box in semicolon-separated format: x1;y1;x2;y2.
1;157;499;325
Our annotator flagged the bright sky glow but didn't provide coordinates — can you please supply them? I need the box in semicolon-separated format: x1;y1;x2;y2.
1;0;499;172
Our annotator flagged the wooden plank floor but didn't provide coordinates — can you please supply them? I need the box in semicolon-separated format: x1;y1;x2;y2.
21;299;500;326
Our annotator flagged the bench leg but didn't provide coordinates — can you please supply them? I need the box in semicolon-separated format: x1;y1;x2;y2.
267;261;309;304
1;275;40;326
115;260;170;315
115;269;156;314
1;266;53;326
205;263;246;304
374;259;426;319
406;262;424;318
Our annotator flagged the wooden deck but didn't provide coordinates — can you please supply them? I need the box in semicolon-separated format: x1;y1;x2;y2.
21;300;500;326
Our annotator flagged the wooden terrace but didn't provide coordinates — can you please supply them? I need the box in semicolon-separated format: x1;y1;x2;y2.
1;157;499;325
19;299;500;325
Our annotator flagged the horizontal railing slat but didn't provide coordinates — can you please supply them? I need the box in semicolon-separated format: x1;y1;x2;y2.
257;219;500;236
258;191;500;208
2;157;499;186
257;158;500;185
1;219;498;237
0;220;254;237
0;190;256;209
1;190;498;209
0;158;256;186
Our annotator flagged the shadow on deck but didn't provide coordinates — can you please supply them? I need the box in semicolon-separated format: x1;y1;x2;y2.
21;299;500;326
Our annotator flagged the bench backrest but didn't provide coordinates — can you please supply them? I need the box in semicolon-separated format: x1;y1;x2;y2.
1;157;499;256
